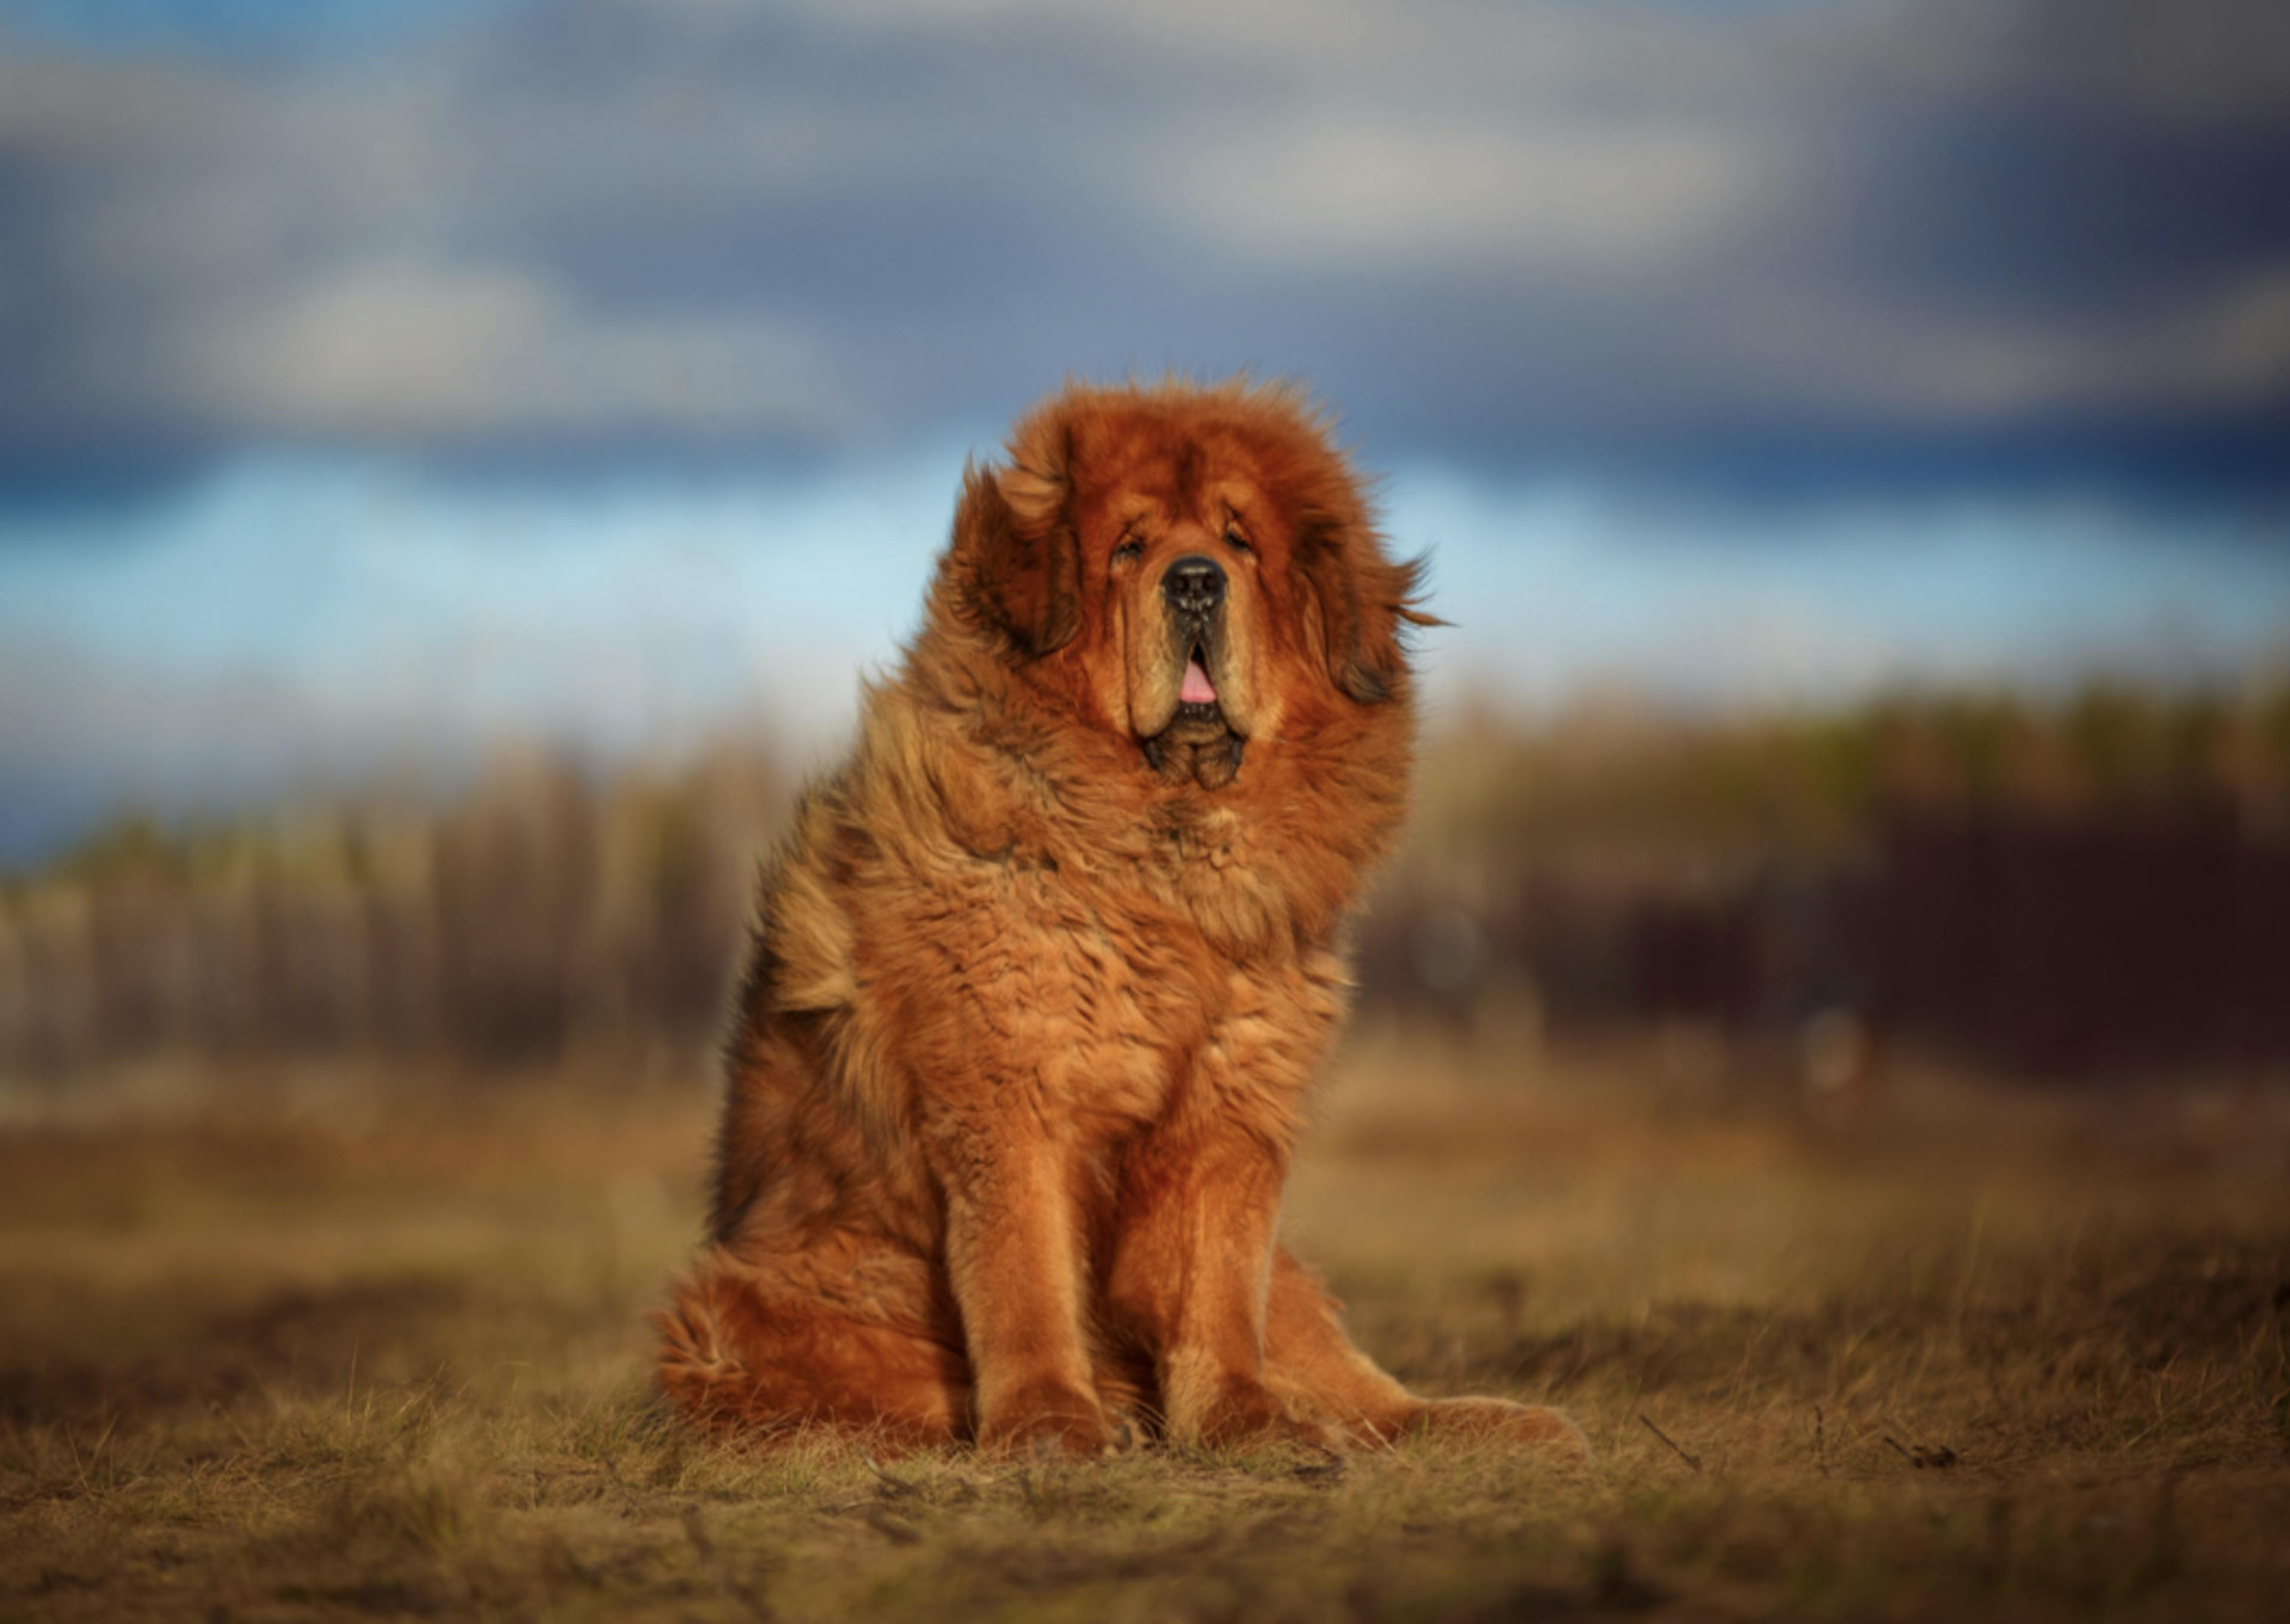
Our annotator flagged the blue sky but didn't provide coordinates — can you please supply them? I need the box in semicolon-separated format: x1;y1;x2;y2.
3;0;2288;859
5;448;2285;861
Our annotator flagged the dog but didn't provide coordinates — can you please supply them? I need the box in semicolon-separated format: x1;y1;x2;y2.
657;377;1583;1457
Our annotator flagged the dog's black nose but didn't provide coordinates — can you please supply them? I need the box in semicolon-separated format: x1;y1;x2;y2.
1162;554;1226;614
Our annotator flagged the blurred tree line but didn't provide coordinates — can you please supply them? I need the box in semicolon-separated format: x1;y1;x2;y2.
3;682;2287;1081
0;748;785;1075
1372;682;2290;1076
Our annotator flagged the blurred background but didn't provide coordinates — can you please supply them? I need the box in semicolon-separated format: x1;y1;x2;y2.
11;15;2290;1613
3;0;2289;1098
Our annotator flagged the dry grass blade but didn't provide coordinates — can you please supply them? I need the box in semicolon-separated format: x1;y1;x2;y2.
858;1450;921;1499
1638;1414;1702;1472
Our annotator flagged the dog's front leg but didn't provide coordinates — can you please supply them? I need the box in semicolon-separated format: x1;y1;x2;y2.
926;1104;1111;1456
1104;1109;1333;1450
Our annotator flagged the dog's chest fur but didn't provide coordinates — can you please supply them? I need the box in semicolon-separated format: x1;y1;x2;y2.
876;819;1346;1134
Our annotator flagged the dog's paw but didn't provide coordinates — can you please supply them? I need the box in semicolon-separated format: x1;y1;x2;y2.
977;1380;1114;1458
1407;1397;1591;1458
1190;1380;1342;1452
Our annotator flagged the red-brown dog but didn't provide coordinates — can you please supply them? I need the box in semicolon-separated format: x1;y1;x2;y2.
657;377;1583;1457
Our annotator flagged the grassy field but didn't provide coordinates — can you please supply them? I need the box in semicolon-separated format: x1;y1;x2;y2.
3;1029;2287;1622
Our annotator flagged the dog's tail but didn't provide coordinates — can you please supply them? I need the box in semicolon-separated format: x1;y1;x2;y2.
654;1248;970;1449
654;1259;774;1433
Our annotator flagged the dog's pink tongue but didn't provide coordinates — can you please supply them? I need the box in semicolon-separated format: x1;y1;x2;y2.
1180;658;1218;706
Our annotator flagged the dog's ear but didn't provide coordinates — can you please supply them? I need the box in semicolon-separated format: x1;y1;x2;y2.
950;453;1080;659
1295;512;1426;706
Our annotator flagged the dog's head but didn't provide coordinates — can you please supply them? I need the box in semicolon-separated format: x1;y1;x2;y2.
943;378;1426;789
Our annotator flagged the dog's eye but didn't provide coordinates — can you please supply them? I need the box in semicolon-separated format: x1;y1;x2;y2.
1112;538;1143;564
1223;528;1253;556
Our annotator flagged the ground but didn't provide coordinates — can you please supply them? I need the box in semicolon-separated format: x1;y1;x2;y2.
2;1026;2286;1622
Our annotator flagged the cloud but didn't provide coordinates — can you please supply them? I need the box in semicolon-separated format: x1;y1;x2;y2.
172;261;851;438
1170;116;1766;271
1;0;2286;485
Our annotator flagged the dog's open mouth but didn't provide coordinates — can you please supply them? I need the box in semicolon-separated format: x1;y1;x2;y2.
1144;641;1245;787
1174;645;1220;723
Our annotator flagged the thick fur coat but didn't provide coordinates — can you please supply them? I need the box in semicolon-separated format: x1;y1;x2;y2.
657;379;1582;1456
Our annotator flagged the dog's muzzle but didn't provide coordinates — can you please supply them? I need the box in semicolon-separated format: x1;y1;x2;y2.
1145;554;1243;787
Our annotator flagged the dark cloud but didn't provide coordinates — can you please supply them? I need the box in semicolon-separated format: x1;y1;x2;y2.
2;0;2286;494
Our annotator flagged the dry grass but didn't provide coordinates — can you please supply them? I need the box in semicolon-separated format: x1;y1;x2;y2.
4;1029;2287;1622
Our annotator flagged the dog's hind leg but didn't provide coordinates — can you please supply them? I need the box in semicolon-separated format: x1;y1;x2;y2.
1261;1248;1587;1456
656;1241;971;1451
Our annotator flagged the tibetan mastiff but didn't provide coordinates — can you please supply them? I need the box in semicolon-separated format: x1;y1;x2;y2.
657;377;1583;1457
